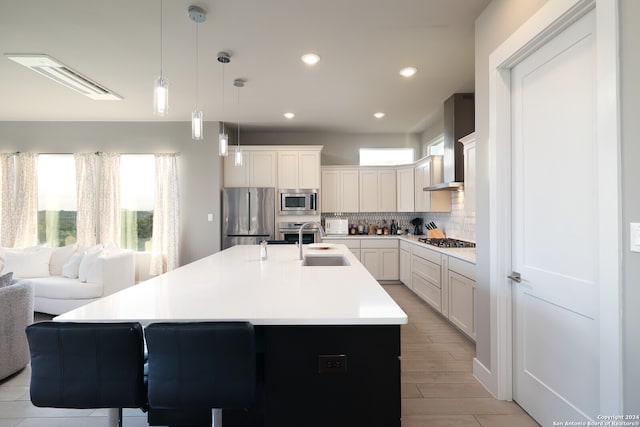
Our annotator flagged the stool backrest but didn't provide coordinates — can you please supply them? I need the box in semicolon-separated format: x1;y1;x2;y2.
26;321;146;409
145;321;255;410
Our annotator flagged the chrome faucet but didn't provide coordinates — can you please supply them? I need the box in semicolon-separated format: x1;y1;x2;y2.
298;221;326;260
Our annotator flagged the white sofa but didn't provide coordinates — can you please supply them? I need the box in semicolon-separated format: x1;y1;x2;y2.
0;245;135;315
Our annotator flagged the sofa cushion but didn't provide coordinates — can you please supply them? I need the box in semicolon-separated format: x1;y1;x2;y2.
50;244;78;276
1;247;52;278
30;276;103;300
79;245;104;283
0;272;13;288
62;251;85;279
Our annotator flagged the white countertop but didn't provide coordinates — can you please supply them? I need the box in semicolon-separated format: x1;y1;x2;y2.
55;244;408;326
323;234;476;264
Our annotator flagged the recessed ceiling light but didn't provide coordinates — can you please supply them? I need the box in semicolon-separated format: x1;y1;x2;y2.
301;53;320;65
373;112;385;119
399;67;418;78
284;112;295;119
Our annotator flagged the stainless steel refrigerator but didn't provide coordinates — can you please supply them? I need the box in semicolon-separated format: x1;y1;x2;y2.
222;187;275;249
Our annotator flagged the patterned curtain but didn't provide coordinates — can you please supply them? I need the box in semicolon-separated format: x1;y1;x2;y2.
150;153;180;275
0;153;15;247
74;153;98;247
98;153;121;246
13;153;38;248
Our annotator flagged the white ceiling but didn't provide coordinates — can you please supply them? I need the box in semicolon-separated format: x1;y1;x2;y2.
0;0;489;133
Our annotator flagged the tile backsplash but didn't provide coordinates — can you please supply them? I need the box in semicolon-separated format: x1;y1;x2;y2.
322;190;476;242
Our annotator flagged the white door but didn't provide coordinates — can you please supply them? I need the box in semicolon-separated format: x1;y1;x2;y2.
511;9;599;424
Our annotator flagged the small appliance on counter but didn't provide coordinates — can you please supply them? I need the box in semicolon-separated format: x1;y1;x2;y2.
410;217;423;235
324;218;348;236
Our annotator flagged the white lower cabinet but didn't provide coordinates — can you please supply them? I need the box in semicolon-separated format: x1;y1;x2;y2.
447;256;476;340
324;239;361;261
404;241;477;341
411;247;442;312
448;271;475;340
399;241;411;287
360;239;399;281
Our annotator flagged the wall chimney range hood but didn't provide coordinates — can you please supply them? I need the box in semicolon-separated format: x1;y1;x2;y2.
424;93;474;191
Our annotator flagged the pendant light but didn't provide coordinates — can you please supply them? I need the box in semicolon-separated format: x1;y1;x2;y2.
217;52;231;156
188;6;206;140
233;78;245;166
153;0;169;116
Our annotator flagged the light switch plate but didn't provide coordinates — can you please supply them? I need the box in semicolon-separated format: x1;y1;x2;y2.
631;223;640;253
207;213;213;222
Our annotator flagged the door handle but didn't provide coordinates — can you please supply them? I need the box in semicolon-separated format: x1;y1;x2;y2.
507;271;522;283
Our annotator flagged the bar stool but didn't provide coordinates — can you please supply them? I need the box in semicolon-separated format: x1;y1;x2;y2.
26;321;146;427
144;321;256;427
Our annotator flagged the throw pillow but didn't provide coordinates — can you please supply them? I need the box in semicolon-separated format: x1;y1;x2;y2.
1;247;53;278
78;245;103;283
62;251;85;279
49;244;78;276
0;271;13;288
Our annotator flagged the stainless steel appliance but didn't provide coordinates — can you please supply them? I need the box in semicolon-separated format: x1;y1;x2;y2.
278;189;319;215
222;187;275;249
417;237;476;248
279;221;321;245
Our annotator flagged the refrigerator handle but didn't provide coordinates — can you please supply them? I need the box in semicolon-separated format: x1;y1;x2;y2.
247;190;251;232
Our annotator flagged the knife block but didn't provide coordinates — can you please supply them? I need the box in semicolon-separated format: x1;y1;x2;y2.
428;228;446;239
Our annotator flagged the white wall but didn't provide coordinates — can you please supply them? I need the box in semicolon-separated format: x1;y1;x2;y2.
241;131;421;165
0;121;222;265
473;0;548;372
620;0;640;414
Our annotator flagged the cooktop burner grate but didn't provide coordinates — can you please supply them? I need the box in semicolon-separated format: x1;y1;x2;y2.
417;237;476;248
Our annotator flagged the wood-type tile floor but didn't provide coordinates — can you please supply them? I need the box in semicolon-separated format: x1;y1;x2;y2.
384;284;540;427
0;285;540;427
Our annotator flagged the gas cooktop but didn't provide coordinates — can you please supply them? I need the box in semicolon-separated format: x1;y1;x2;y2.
417;237;476;248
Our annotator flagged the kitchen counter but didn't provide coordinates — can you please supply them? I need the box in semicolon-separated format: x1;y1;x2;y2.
55;243;405;427
56;243;408;325
323;234;476;264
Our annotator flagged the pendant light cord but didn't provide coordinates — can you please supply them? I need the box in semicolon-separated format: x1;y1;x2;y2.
221;61;225;134
195;23;198;108
159;0;163;77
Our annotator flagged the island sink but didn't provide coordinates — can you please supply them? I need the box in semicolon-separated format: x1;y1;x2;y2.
302;255;351;266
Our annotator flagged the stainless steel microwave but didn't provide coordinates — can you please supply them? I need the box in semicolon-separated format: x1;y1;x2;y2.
279;189;319;215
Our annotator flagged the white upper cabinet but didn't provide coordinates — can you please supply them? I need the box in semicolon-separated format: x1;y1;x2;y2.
224;149;276;187
321;167;359;213
414;156;451;212
460;132;476;215
359;168;396;212
277;150;321;189
396;166;415;212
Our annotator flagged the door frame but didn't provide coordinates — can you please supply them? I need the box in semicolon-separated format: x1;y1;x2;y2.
485;0;622;414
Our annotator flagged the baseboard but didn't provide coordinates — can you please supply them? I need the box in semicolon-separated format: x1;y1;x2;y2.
473;357;498;399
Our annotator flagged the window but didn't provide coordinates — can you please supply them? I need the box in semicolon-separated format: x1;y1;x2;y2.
426;135;445;156
359;148;414;166
38;155;77;247
120;155;155;251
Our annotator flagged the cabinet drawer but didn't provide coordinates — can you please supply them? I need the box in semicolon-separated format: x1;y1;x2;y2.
400;240;411;252
412;245;442;264
361;239;398;249
325;239;361;250
412;255;441;288
449;257;476;281
412;273;442;312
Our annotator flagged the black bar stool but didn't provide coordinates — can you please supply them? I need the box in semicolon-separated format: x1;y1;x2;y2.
145;321;256;427
26;321;146;427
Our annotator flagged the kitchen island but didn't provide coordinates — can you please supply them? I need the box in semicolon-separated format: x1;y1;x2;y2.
56;244;407;427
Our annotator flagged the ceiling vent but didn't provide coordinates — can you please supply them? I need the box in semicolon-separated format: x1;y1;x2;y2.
4;54;122;100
